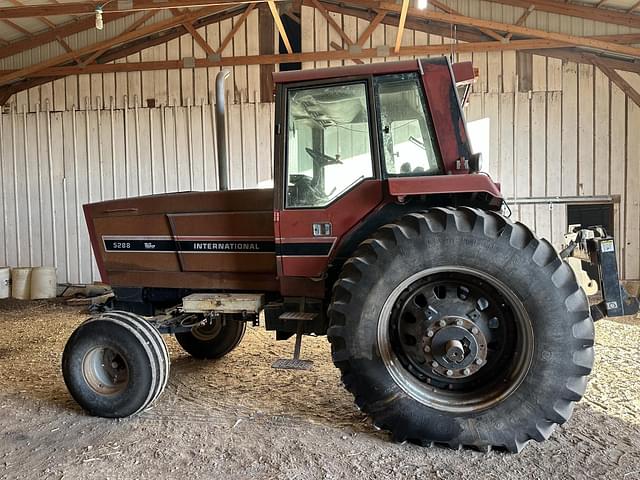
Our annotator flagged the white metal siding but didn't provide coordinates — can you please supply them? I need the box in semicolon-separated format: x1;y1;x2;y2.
0;101;275;284
0;6;639;283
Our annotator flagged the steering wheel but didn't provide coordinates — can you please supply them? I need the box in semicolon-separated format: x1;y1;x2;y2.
288;174;329;206
305;148;343;168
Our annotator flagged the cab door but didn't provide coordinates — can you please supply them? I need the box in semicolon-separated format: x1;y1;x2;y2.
275;80;383;279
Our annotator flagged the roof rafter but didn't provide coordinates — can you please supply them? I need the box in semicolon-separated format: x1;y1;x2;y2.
0;11;131;61
377;1;640;58
0;5;231;87
0;1;275;18
171;8;216;57
0;38;582;76
483;0;640;29
268;0;292;54
591;56;640;108
310;0;363;64
217;3;255;54
81;10;158;65
429;0;506;42
394;0;409;53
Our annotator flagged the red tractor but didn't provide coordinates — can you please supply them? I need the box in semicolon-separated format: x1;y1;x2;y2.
63;57;615;452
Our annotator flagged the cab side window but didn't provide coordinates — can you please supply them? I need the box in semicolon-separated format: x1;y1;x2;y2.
375;73;441;176
286;82;374;208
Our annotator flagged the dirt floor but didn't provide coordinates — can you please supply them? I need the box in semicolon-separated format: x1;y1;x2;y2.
0;299;639;480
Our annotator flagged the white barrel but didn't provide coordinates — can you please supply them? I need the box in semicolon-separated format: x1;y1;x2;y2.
11;268;32;300
0;267;10;299
30;267;57;300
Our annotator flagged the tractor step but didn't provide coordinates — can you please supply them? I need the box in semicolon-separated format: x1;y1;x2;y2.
271;320;313;371
271;358;313;371
278;312;317;322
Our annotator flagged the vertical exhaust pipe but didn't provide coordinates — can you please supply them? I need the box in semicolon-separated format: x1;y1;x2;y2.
215;69;231;191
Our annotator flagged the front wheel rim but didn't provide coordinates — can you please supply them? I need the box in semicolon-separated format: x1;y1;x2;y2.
377;266;534;413
82;346;130;396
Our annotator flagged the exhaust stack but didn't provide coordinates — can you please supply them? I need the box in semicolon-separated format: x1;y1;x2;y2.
215;69;231;191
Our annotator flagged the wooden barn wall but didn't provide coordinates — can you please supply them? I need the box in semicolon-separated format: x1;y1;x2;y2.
0;4;639;282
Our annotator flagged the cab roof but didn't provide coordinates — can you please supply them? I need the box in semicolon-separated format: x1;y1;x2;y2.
273;59;421;84
272;57;476;86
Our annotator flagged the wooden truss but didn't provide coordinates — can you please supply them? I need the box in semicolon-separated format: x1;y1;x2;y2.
0;0;639;103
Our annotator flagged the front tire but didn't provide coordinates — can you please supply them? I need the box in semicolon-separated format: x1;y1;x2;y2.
62;311;170;418
327;207;594;452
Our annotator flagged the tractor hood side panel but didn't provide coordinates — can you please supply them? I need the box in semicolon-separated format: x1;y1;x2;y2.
84;189;280;291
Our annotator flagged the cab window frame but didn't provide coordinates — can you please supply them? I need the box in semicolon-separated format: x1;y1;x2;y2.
281;76;381;210
373;72;444;179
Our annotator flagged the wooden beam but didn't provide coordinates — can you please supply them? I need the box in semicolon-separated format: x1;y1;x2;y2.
355;10;385;47
0;6;229;87
429;0;505;42
258;3;275;103
311;0;365;64
0;7;249;101
505;5;535;41
218;3;255;53
591;56;640;108
171;9;216;56
0;1;273;18
82;10;158;66
526;48;640;74
627;0;640;13
311;0;354;46
89;6;247;64
316;0;640;49
329;40;364;64
0;39;587;78
268;0;292;54
378;1;640;58
394;0;409;54
484;0;640;30
2;19;31;37
0;12;131;62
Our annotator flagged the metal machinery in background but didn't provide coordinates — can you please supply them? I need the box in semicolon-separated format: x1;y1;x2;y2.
562;225;639;320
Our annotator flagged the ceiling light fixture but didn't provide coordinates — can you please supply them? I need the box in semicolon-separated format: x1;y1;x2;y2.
95;6;104;30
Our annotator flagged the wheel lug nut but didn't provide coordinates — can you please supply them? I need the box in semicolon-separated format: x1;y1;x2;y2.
427;330;434;337
456;319;463;326
471;327;479;335
431;361;438;368
476;358;483;365
111;361;118;368
446;370;453;377
424;345;431;353
439;320;446;327
463;368;471;376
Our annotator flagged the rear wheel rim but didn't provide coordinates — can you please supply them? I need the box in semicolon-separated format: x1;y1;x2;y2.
191;319;223;341
82;346;129;396
378;266;534;413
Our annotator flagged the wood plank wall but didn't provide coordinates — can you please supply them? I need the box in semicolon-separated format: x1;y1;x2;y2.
1;2;639;282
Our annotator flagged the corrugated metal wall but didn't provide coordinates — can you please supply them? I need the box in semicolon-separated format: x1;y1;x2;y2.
0;2;639;283
0;101;275;283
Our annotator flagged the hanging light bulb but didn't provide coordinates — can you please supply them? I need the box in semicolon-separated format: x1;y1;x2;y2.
416;0;428;9
95;7;104;30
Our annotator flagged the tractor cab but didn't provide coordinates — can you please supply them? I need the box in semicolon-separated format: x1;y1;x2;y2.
271;57;501;288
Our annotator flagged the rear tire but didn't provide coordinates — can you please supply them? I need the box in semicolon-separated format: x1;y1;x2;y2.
175;318;246;359
62;311;170;418
327;207;594;452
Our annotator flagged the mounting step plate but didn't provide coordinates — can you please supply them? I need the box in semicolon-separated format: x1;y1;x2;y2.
271;358;314;371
